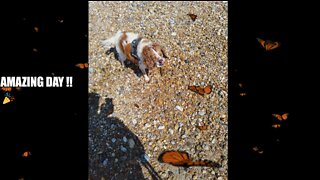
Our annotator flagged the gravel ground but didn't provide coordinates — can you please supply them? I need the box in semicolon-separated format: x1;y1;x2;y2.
89;1;228;180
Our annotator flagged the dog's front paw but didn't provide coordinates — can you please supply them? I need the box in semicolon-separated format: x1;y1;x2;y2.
143;74;150;82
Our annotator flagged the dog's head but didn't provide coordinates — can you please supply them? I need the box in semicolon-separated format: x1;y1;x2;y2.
142;43;168;69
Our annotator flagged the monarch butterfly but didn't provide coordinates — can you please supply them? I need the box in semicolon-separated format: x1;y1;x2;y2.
256;38;280;51
1;87;12;92
187;13;197;21
75;63;89;69
22;151;31;157
158;151;220;168
188;85;212;96
195;125;209;130
272;113;289;121
272;124;281;128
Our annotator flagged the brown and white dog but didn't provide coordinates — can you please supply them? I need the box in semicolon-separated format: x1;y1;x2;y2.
102;31;168;82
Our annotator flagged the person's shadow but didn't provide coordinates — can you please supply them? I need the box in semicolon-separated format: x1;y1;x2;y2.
89;93;161;180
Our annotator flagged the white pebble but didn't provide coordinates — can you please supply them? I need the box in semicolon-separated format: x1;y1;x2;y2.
199;110;206;116
175;105;183;111
158;125;165;130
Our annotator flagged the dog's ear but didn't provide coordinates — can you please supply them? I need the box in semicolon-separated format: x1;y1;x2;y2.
152;43;168;58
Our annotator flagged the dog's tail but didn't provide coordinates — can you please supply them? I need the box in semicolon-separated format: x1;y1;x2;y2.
101;31;123;48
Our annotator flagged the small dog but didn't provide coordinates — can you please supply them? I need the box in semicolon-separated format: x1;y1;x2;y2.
102;31;168;82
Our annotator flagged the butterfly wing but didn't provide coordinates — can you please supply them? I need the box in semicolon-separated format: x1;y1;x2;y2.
158;151;191;166
204;85;212;94
265;41;279;51
272;114;282;120
257;38;266;48
281;113;289;120
188;86;204;96
188;160;220;168
75;63;85;69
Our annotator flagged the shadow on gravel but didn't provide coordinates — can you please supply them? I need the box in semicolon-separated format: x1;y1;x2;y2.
89;93;161;180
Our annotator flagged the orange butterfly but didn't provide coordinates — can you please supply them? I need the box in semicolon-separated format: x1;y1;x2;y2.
256;38;280;51
158;151;220;168
1;87;12;92
75;63;89;69
272;124;281;128
188;85;212;96
196;125;209;130
187;13;197;21
22;151;31;157
272;113;289;121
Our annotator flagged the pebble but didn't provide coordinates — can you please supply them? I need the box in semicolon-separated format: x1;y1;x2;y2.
158;125;165;130
132;119;137;125
144;123;151;128
102;159;108;166
169;128;174;135
111;138;116;143
123;136;128;142
128;138;135;148
199;110;206;116
175;105;183;111
120;146;127;152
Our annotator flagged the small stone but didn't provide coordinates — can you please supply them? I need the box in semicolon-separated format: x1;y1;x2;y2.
175;105;183;111
169;128;174;135
111;153;115;157
181;134;188;139
199;110;206;116
128;138;135;148
171;141;176;145
120;146;127;152
102;159;108;166
111;138;116;143
158;125;165;130
132;119;137;125
144;123;151;128
171;32;177;36
123;136;128;142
